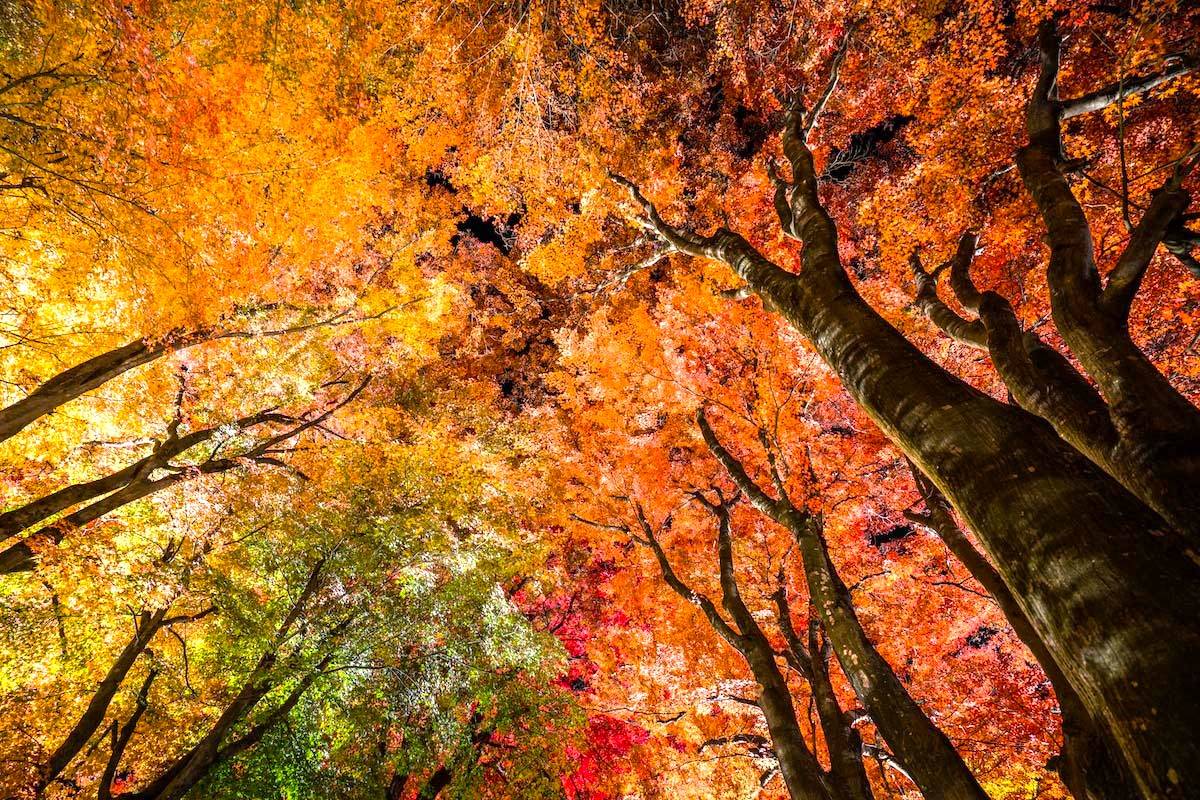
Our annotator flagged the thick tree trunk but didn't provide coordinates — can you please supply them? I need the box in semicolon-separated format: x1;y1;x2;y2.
1014;27;1200;547
717;258;1200;795
617;87;1200;793
914;228;1200;551
905;469;1137;800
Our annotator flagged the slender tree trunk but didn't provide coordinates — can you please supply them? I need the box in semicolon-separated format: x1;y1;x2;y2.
0;380;367;574
774;594;874;800
702;414;989;800
0;474;188;574
386;772;410;800
630;501;836;800
0;305;360;443
36;608;169;791
144;570;336;800
0;417;263;543
0;338;175;444
98;669;159;800
703;413;995;798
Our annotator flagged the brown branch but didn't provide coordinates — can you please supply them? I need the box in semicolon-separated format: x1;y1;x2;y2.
909;242;987;349
1061;53;1196;119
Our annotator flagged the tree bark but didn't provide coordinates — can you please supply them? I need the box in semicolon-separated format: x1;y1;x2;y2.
98;669;159;800
904;466;1137;800
0;305;376;443
0;408;291;543
0;338;175;444
115;559;329;800
386;771;410;800
701;413;989;800
1014;23;1200;548
0;379;368;574
615;67;1200;792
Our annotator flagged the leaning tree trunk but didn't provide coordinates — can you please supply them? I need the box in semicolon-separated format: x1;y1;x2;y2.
701;415;989;800
773;592;875;800
0;378;368;574
907;31;1200;547
0;305;356;444
631;500;836;800
36;608;169;791
615;70;1200;794
117;560;330;800
905;467;1137;800
0;338;177;444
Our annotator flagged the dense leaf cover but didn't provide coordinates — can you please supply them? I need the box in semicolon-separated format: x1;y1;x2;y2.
0;1;1197;799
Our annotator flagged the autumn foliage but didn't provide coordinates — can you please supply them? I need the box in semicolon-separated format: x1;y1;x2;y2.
1;1;1198;799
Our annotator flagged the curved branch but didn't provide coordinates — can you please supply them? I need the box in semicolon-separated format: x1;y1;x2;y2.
910;244;987;349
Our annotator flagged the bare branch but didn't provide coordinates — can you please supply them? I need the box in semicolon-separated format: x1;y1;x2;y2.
1061;53;1196;119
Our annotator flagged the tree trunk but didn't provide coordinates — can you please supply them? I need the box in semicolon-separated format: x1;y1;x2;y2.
701;414;989;800
386;772;410;800
617;85;1200;792
631;500;836;800
905;467;1137;800
99;669;159;800
0;338;174;444
37;608;168;790
774;594;874;800
417;766;453;800
0;380;367;573
0;419;248;543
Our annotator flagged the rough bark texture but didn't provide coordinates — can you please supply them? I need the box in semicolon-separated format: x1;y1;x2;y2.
1015;24;1200;547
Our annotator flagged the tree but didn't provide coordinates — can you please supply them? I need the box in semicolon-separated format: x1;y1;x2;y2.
618;492;841;800
0;377;369;573
612;20;1200;795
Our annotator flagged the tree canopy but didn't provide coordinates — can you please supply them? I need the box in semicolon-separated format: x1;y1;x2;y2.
1;1;1198;799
